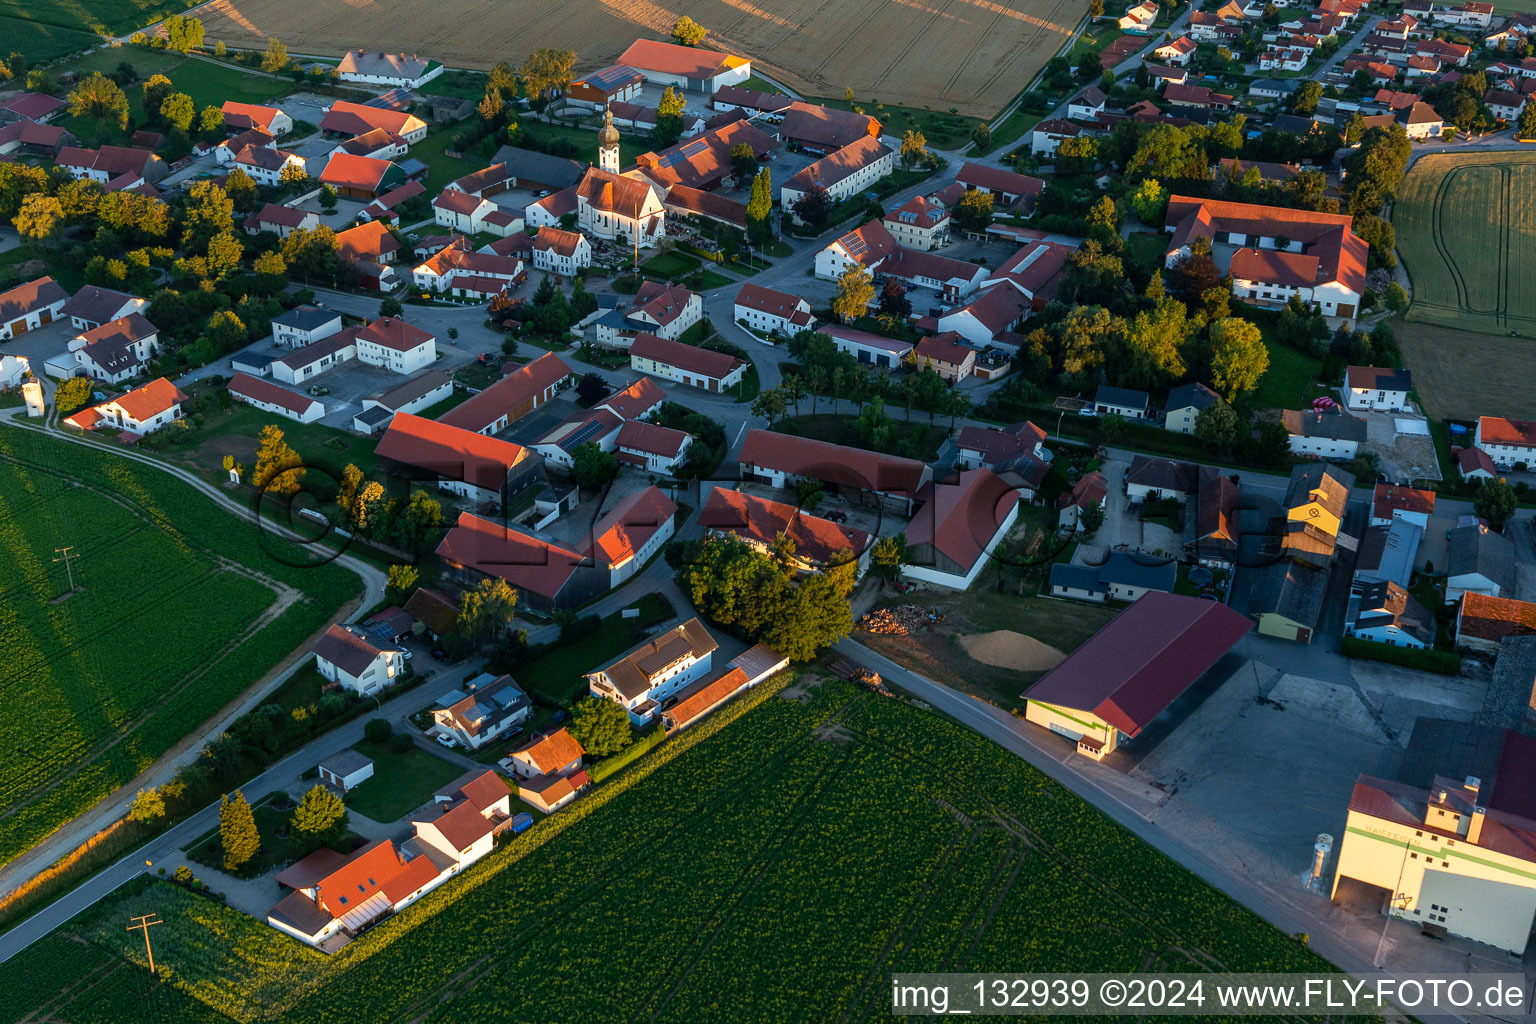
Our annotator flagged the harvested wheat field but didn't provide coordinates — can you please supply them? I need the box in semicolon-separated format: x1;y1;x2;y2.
959;629;1067;672
194;0;1079;114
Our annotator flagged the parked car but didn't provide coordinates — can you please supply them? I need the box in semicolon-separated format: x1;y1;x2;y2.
436;733;457;749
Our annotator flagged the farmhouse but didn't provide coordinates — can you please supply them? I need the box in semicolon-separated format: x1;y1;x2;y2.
0;121;73;159
699;487;871;573
337;50;443;89
1475;416;1536;468
1456;593;1536;654
524;228;587;276
0;92;64;123
586;617;720;725
1164;381;1220;433
532;407;624;468
57;285;139;332
1023;593;1251;760
431;673;532;750
432;189;498;234
439;351;572;435
351;369;455;433
1446;525;1515;604
780;136;896;223
221;101;292;136
615;38;751;95
320;153;408;200
901;469;1021;590
227;372;325;424
57;145;165;189
353;316;436;375
775;102;879;153
1282;407;1368;460
629;332;744;391
412;245;525;297
436;514;597;613
1048;553;1177;603
375;413;541;505
734;283;814;338
312;624;404;696
1164;195;1367;318
955;162;1045;212
817;325;912;368
633;119;777;192
954;420;1048;476
738;428;930;513
68;313;160;384
61;377;185;435
712;84;791;115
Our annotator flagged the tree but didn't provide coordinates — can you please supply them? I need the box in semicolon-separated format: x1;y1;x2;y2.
746;167;773;245
653;85;686;145
730;141;758;181
657;84;684;118
571;440;619;487
279;161;309;188
488;60;517;97
1193;399;1241;451
207;309;246;351
181;180;235;253
214;39;226;56
791;185;833;230
253;424;304;496
1089;0;1105;15
1085;194;1118;232
1119;297;1188;389
223;166;258;211
164;14;204;52
141;73;173;114
870;535;907;579
380;295;404;318
385;563;418;604
219;790;259;871
952;188;993;233
833;263;875;323
56;377;94;416
459;578;518;646
128;787;166;823
290;784;347;849
198;104;223;134
574;372;607;405
899;128;927;169
878;279;911;317
1383;281;1409;312
205;230;243;281
478;88;504;123
671;14;708;45
750;386;786;425
67;73;129;137
1519;100;1536;140
1292;79;1322;115
14;194;61;249
1130;177;1166;226
520;47;576;104
568;697;632;756
1474;478;1518;530
253;249;286;277
364;718;393;744
319;184;338;212
971;121;991;150
1079;501;1106;536
261;37;289;73
763;571;854;662
1208;316;1269;400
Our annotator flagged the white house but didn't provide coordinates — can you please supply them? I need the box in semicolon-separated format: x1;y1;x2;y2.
507;729;588;813
734;283;814;339
59;285;145;330
1120;0;1159;31
630;332;745;392
1030;118;1083;159
882;195;950;251
232;145;305;187
779;136;895;224
1067;86;1107;121
530;228;592;276
1164;381;1220;433
271;305;343;349
62;377;185;435
68;313;160;384
586;618;718;725
614;38;751;95
1153;36;1198;64
0;276;69;340
430;673;532;750
1344;581;1433;648
221;100;292;136
615;419;692;473
1371;483;1435;529
0;352;28;389
311;623;404;696
816;324;912;368
1260;47;1310;70
1094;385;1150;420
354;316;436;375
901;469;1022;590
432;189;497;233
1282;407;1367;460
594;281;703;348
1475;416;1536;468
227;371;326;424
337;50;444;89
271;330;358;386
1345;365;1412;411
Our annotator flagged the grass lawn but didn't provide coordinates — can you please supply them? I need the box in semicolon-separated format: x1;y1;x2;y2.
743;75;787;94
418;389;471;419
517;593;675;704
810;93;980;151
976;109;1041;156
641;251;701;279
1124;231;1167;271
733;363;760;403
268;667;330;711
411;128;487;195
524;118;642;168
417;69;488;100
187;791;364;878
157;400;385;480
1251;329;1323;412
341;740;466;823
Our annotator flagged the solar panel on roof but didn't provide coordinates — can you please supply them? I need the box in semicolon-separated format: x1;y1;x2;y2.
559;417;609;452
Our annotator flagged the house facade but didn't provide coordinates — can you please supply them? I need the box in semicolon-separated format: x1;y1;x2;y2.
311;624;405;695
586;618;719;725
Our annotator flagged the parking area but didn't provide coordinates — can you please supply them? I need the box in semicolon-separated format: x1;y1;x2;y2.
273;93;338;136
1;317;82;373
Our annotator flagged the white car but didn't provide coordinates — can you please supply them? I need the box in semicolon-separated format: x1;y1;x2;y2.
435;734;457;749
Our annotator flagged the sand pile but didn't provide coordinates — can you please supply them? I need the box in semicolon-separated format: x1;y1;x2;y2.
959;630;1068;672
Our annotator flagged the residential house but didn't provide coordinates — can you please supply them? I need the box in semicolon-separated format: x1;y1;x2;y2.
615;419;692;473
0;276;68;340
61;377;185;435
412;245;525;298
1344;579;1434;647
1154;36;1198;64
1120;0;1159;32
615;38;751;95
954;162;1045;213
271;306;343;350
586;617;720;725
439;351;572;435
598;377;667;421
901;469;1022;590
912;331;976;382
375;413;541;505
227;372;326;424
1282;407;1369;460
1068;86;1108;122
271;329;358;385
775;101;880;153
336;51;443;90
584;486;678;588
1485;88;1527;122
508;728;589;812
69;313;160;384
1454;445;1498;481
1397;100;1446;138
221;100;292;136
953;421;1050;489
882;195;950;250
409;771;512;872
358;180;428;226
58;284;142;331
1164;381;1221;433
780;136;896;224
214;127;273;166
531;407;624;468
734;283;814;338
595;281;702;348
1049;552;1177;602
529;227;592;277
436;515;598;613
337;220;402;270
244;203;319;237
334;127;408;161
1456;592;1536;654
1345;365;1412;410
311;624;404;695
432;189;498;234
699;487;872;572
1446;525;1516;603
1124;456;1217;504
354;316;436;374
1057;470;1109;533
1371;483;1435;528
1094;385;1150;420
1184;474;1242;566
629;332;744;391
431;673;531;749
1475;416;1536;468
56;145;165;189
738;427;931;513
1260;47;1310;71
1030;118;1082;158
266;838;447;947
1162;83;1236;110
233;145;305;187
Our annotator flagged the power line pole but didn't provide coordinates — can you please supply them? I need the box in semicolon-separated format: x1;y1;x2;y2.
53;546;80;593
126;913;162;974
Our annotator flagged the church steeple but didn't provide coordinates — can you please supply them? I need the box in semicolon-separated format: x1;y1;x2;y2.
598;105;620;174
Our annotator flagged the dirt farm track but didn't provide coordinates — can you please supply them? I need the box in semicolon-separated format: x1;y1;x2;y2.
193;0;1081;114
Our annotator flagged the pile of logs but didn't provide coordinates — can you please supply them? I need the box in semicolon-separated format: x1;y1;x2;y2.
862;606;930;636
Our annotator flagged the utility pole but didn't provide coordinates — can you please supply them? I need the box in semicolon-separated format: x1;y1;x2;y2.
126;913;162;974
53;546;80;593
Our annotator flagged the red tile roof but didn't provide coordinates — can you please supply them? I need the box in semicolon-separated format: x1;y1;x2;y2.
1372;483;1435;520
433;188;488;216
630;332;742;381
1454;445;1496;476
321;100;423;139
228;372;322;417
0;275;67;320
734;283;811;325
586;485;678;567
576;166;657;215
376;413;529;491
248;202;311;230
616;418;689;457
450;769;510;811
630;281;697;328
320;152;398;193
777;101;879;149
738;428;928;499
616;38;747;79
109;377;186;423
956;161;1045;202
1024;593;1253;734
314;840;408;917
1479;416;1536;447
439;351;573;433
599;377;666;420
422;799;496;851
666;667;750;728
312;624;385;676
337;220;400;262
1166;195;1367;298
1348;775;1536;864
436;511;585;599
1458;592;1536;644
531;226;585;257
221;101;283;131
913;331;973;367
1230;246;1321;288
785;135;892;192
905;469;1019;572
358;316;433;351
515;728;585;774
699;487;870;565
661;184;748;226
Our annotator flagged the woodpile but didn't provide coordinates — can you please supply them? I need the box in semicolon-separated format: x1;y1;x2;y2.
862;605;931;636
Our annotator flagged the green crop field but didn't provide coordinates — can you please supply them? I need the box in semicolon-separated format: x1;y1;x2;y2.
1395;150;1536;336
0;677;1346;1023
0;428;359;867
3;0;202;63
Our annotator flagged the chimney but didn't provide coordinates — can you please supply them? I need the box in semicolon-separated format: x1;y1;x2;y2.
1468;806;1486;845
1465;775;1481;795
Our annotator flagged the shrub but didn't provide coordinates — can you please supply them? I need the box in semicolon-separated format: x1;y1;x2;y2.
364;718;392;744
